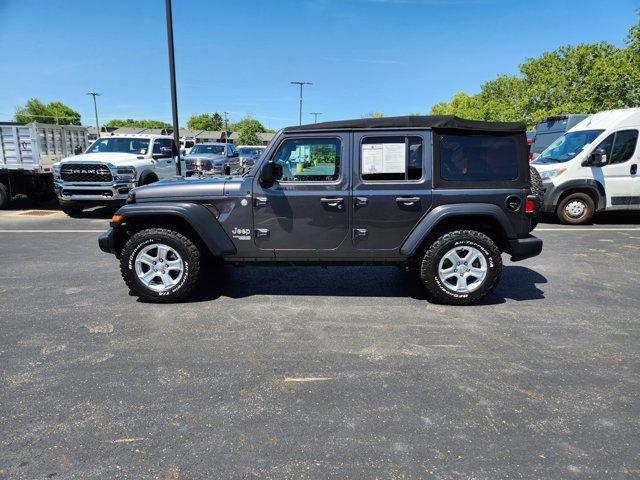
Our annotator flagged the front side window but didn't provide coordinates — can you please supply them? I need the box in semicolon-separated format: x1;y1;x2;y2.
88;137;150;154
594;130;639;165
361;136;423;181
439;133;520;182
533;129;604;164
273;138;340;182
152;138;174;154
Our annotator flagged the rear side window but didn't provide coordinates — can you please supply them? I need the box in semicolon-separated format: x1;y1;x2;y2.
361;136;423;181
595;130;639;164
439;133;519;182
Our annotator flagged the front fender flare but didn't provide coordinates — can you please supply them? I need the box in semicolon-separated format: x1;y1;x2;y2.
400;203;516;256
116;202;236;256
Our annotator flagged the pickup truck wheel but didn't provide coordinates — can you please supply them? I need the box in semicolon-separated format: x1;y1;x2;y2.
120;228;201;303
557;192;594;225
60;204;84;217
139;171;158;186
0;183;9;209
419;230;502;305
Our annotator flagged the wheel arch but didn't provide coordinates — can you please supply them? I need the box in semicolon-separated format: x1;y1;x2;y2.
550;180;605;211
138;169;159;185
112;202;236;258
400;204;516;259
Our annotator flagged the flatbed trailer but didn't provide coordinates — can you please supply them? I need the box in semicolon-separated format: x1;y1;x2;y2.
0;122;90;208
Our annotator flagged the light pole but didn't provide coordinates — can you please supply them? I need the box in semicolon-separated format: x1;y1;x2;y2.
86;92;101;135
290;81;312;125
222;112;229;146
310;112;322;123
164;0;182;176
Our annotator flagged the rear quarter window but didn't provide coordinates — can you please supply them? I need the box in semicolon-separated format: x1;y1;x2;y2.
436;132;524;187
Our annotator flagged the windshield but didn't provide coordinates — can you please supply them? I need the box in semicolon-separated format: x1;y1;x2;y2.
533;129;604;164
190;144;225;155
87;137;150;154
238;147;264;157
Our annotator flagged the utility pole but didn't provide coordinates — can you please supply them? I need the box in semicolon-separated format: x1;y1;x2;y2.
164;0;182;176
86;92;101;136
222;112;229;146
290;81;312;125
310;112;322;123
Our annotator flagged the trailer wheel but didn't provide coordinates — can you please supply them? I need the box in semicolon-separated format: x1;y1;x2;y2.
0;183;10;209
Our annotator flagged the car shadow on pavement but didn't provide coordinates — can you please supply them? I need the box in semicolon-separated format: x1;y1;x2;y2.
6;195;120;219
184;264;546;305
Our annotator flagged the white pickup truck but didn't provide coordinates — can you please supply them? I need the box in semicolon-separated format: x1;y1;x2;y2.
53;134;181;216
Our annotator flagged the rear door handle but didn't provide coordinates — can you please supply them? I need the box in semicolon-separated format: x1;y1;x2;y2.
396;196;420;205
320;197;344;208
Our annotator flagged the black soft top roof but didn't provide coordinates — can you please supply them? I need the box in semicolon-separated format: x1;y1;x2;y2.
284;115;526;134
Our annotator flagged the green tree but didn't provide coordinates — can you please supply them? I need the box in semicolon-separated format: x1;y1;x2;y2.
236;120;263;145
14;98;81;125
364;111;385;118
430;12;640;126
186;112;223;131
230;116;267;133
105;119;172;129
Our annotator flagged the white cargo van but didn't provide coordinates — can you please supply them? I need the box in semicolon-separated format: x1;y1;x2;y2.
532;108;640;224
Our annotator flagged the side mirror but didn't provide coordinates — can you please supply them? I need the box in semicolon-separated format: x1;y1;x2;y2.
260;161;283;186
584;148;608;167
229;151;239;158
73;145;83;155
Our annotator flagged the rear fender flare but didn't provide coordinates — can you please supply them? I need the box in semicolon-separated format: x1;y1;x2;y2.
400;203;516;256
116;202;236;256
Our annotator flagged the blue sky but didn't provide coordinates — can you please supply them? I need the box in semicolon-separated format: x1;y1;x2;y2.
0;0;637;129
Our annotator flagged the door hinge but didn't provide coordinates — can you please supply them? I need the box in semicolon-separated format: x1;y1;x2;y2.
255;196;268;207
353;228;368;238
255;228;270;238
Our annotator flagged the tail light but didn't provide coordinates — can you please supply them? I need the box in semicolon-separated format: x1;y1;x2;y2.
525;197;536;214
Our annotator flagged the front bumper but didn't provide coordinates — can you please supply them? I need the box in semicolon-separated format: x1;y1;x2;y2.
98;227;117;255
508;235;543;261
54;180;137;202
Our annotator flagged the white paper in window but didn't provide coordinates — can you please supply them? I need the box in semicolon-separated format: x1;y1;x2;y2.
362;143;406;174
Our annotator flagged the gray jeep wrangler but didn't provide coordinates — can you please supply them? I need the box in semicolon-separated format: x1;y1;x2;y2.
99;116;542;305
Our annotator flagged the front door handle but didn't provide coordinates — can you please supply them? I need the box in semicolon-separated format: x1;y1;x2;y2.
396;196;420;205
631;164;637;175
355;197;368;207
320;197;344;209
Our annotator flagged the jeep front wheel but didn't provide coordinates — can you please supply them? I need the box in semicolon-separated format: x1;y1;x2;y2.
120;228;202;303
419;230;502;305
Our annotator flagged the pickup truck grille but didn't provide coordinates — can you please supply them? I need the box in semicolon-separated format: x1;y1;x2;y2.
60;164;112;182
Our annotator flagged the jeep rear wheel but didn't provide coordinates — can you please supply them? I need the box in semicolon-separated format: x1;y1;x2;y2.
557;192;594;225
120;228;201;303
419;230;502;305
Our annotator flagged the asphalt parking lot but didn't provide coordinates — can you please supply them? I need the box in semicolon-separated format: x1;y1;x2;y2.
1;198;639;479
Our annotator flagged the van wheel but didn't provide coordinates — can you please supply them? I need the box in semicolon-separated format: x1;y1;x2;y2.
120;228;202;303
419;230;502;305
557;192;594;225
0;183;9;209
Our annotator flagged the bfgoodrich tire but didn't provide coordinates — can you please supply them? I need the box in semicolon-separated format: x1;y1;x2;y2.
557;192;595;225
120;228;202;303
419;230;502;306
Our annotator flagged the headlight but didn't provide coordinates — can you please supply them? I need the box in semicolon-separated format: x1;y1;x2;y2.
115;167;136;181
539;168;566;180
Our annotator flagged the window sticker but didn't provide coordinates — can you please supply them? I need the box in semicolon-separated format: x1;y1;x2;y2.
362;143;406;174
